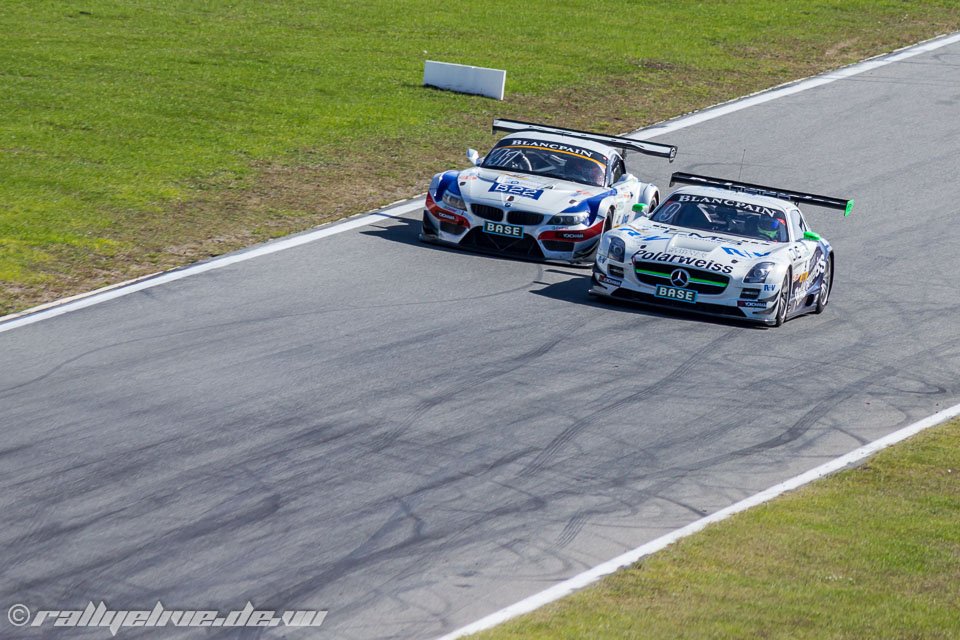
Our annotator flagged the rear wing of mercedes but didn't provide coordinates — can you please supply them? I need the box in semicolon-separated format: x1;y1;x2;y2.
492;118;677;162
669;172;854;216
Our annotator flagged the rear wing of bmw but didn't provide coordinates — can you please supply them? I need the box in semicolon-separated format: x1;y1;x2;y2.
492;118;677;162
669;172;854;216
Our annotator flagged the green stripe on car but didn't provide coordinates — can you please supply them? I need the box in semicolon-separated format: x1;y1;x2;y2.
635;268;725;287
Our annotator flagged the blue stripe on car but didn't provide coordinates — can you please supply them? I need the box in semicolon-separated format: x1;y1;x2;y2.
436;170;461;199
558;189;616;224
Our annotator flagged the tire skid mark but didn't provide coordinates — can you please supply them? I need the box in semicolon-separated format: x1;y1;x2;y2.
690;365;896;467
555;514;586;549
518;327;741;477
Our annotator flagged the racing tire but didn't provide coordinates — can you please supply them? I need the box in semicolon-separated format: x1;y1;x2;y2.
602;207;615;233
582;207;617;266
630;192;659;225
773;271;791;327
814;255;833;314
587;208;616;260
420;212;439;243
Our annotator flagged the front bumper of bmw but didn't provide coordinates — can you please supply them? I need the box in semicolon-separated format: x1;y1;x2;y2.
420;194;602;264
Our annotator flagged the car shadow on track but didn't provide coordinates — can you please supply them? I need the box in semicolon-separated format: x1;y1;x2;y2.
362;216;766;330
360;215;591;268
533;272;768;330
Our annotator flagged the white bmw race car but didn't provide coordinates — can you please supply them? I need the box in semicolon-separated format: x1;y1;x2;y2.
590;172;854;326
420;119;677;264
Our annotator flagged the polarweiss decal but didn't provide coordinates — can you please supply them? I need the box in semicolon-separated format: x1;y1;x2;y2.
634;251;734;274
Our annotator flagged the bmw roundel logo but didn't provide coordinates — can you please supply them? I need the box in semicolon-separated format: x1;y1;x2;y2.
670;269;690;287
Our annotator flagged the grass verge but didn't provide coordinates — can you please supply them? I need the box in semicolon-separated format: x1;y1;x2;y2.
2;1;960;314
470;418;960;639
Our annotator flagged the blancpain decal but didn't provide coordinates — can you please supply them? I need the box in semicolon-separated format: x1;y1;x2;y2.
634;251;734;274
676;194;784;217
501;138;604;161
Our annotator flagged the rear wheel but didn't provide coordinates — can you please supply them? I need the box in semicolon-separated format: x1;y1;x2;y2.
773;272;791;327
814;256;832;314
630;193;659;224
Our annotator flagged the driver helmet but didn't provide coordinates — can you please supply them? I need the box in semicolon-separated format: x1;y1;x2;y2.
757;215;784;241
573;160;604;185
716;205;741;231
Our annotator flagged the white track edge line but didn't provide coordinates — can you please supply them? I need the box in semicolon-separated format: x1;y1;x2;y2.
434;401;960;640
0;199;423;333
3;30;958;333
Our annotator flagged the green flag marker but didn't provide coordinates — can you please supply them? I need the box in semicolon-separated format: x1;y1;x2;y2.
844;199;855;217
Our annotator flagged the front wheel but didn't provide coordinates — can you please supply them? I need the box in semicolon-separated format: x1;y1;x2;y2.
773;272;791;327
420;212;441;243
814;256;832;314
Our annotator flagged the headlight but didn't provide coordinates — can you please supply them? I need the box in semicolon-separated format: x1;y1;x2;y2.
608;236;626;263
441;192;466;211
743;261;776;283
547;213;589;226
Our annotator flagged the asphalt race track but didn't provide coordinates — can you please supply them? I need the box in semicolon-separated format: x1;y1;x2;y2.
3;39;960;640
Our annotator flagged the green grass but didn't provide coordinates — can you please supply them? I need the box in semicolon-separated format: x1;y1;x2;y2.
2;1;960;313
471;418;960;640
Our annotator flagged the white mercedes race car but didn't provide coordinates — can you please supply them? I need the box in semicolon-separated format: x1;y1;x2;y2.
590;172;854;326
420;119;677;264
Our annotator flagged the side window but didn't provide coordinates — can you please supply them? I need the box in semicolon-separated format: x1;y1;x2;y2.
609;156;625;184
789;209;806;240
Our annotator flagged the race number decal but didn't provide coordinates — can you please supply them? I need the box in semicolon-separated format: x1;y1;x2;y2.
489;183;544;200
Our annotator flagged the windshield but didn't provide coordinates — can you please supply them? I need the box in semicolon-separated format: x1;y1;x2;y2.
651;194;789;242
481;137;608;187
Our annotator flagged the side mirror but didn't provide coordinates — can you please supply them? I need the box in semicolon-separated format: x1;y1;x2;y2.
466;148;481;166
616;173;636;184
632;202;648;215
803;230;821;242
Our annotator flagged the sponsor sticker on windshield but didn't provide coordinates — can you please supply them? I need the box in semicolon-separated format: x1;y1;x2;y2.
675;194;784;216
498;138;605;162
489;183;544;200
